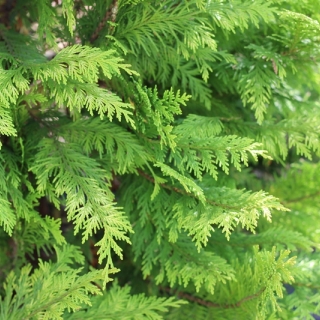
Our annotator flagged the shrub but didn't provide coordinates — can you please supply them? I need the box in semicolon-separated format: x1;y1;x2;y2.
0;0;320;319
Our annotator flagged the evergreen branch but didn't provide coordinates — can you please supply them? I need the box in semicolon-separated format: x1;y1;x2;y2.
25;279;99;319
90;0;118;42
64;281;185;320
30;139;133;272
209;228;313;252
59;118;149;172
0;246;105;319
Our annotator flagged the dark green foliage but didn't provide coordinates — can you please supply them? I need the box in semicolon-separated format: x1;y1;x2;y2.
0;0;320;319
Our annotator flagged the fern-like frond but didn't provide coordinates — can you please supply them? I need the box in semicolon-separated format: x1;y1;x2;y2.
133;84;190;148
65;280;186;320
60;118;149;173
171;133;270;179
0;245;106;320
171;187;288;246
237;63;280;124
206;0;276;33
30;139;132;274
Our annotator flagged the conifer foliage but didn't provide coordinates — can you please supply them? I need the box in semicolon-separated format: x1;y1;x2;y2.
0;0;320;319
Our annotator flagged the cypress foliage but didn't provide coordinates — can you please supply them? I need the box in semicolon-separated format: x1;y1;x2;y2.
0;0;319;319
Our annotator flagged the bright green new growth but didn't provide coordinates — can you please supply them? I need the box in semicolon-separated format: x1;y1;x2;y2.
0;0;320;319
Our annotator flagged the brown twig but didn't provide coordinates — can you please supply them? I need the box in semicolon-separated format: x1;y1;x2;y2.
293;282;320;290
137;169;242;210
160;286;266;309
283;191;320;205
137;169;186;197
90;0;118;43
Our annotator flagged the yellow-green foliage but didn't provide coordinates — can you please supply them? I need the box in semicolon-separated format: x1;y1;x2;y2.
0;0;320;319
